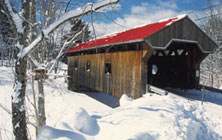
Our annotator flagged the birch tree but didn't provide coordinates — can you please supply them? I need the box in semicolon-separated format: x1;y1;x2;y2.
1;0;31;139
1;0;119;139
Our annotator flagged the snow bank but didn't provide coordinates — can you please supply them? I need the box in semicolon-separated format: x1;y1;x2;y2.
0;67;14;140
127;132;154;140
58;108;99;136
1;66;222;140
119;94;132;106
37;125;87;140
96;94;222;140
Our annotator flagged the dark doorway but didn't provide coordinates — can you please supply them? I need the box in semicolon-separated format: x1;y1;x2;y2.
147;42;204;89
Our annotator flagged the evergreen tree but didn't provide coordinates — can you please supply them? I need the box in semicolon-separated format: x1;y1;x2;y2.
61;19;91;63
0;3;16;61
63;19;90;47
0;4;15;45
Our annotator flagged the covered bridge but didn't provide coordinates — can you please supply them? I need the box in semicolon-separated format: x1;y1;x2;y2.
66;15;218;99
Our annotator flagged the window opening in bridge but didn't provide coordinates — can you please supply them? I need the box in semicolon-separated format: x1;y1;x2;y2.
177;49;183;55
171;51;176;56
86;61;90;72
164;50;170;55
105;62;111;75
153;51;157;56
196;70;200;77
152;64;158;75
158;52;163;56
74;61;78;70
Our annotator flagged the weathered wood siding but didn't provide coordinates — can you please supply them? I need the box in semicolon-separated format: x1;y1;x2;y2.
145;17;218;53
140;43;153;95
68;49;146;98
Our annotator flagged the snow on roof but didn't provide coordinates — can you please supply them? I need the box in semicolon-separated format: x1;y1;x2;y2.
158;14;186;23
68;15;187;53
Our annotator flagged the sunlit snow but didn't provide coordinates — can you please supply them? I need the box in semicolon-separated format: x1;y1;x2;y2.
0;65;222;140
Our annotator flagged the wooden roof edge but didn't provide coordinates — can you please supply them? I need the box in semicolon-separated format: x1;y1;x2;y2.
145;38;215;54
66;39;144;54
144;16;218;53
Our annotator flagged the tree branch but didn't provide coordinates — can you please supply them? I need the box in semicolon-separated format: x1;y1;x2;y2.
2;0;23;33
47;26;85;73
0;102;11;115
19;0;119;59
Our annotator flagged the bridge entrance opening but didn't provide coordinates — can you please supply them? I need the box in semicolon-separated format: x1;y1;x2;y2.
147;41;206;89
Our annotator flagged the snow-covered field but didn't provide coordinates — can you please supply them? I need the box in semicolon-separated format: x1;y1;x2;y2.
0;66;222;140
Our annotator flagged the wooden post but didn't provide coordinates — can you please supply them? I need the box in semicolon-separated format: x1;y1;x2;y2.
201;86;205;105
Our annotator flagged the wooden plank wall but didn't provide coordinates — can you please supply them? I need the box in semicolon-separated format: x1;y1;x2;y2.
141;43;153;95
146;17;218;52
68;49;145;98
68;57;74;90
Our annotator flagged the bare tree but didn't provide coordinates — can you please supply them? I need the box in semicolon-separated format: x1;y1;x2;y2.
199;1;222;88
1;0;119;139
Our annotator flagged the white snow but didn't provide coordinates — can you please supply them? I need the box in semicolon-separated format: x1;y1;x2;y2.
164;14;187;26
13;82;22;103
57;107;99;136
37;125;90;140
176;14;187;20
4;0;24;33
15;122;20;129
159;14;187;23
119;94;132;106
1;65;222;140
29;55;45;70
18;35;42;58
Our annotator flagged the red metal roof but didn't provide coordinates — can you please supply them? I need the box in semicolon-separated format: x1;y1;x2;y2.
68;16;185;53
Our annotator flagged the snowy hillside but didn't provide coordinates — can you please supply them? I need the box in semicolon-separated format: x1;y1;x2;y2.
0;66;222;140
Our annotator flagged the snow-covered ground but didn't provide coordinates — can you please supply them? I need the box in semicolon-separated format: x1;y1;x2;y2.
0;66;222;140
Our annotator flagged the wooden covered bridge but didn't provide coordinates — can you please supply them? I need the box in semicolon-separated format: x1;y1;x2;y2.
66;15;218;99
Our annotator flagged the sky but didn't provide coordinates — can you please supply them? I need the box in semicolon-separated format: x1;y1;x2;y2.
89;0;220;37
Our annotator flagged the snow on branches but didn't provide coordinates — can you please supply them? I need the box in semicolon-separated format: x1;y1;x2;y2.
19;0;119;59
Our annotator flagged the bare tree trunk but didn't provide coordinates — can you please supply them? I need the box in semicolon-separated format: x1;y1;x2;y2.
37;40;46;131
1;0;119;139
54;61;59;76
8;48;12;67
36;0;57;130
211;73;214;87
11;0;30;139
7;49;10;67
29;0;46;136
38;79;46;129
31;74;40;136
12;58;28;140
1;47;4;66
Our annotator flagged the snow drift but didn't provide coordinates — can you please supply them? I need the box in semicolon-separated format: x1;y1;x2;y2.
1;66;222;140
119;94;132;106
37;125;87;140
57;107;99;136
